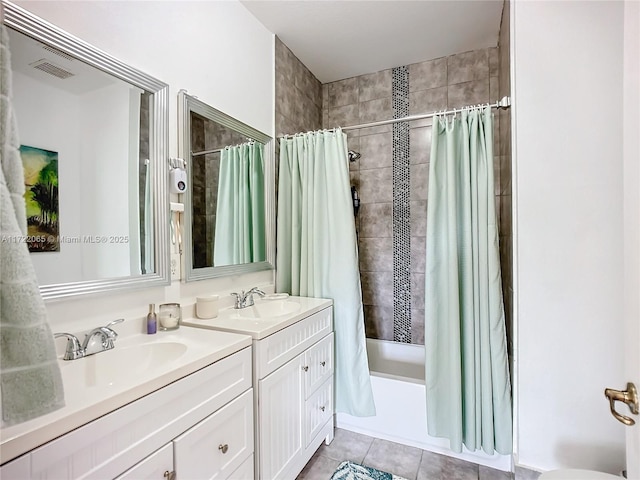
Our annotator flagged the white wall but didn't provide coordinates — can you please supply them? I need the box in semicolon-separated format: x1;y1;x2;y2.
512;1;626;474
12;71;84;285
12;1;275;329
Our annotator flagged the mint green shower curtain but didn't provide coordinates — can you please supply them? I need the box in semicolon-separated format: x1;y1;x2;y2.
277;129;376;417
425;107;512;455
214;142;266;266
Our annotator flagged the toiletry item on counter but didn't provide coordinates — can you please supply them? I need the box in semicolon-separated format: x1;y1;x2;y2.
196;295;219;319
159;303;181;331
147;304;157;334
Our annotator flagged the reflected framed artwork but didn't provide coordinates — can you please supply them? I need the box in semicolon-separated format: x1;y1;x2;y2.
20;145;59;252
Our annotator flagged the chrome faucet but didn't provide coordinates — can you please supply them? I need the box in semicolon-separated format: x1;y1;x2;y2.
54;319;124;360
231;287;266;309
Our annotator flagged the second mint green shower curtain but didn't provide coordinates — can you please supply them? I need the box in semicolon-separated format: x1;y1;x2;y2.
214;142;265;266
277;129;376;417
425;107;512;455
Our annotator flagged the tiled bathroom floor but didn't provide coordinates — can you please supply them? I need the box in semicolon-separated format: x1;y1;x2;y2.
297;428;516;480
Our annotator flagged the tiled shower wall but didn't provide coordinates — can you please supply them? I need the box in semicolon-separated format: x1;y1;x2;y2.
322;46;510;345
274;26;512;347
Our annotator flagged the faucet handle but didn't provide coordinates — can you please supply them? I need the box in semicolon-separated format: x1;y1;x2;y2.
54;333;84;360
106;318;124;329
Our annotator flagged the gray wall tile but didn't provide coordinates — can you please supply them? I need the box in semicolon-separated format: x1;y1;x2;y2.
409;57;448;92
364;305;394;340
359;203;392;238
359;236;393;272
409;87;448;115
359;132;392;170
328;104;359;129
361;272;394;307
411;236;426;274
448;49;489;85
359;69;392;102
328;77;358;108
410;126;431;164
411;200;427;237
489;47;500;77
359;167;393;203
411;273;425;311
448;79;490;108
360;97;392;124
410;163;429;201
411;309;425;345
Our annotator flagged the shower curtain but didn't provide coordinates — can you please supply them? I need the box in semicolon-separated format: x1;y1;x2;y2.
425;107;512;455
277;128;376;417
214;142;266;266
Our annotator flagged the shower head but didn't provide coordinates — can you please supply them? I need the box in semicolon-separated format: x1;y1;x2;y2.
348;150;361;162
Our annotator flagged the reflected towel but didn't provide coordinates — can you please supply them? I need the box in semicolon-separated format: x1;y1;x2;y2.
0;24;64;426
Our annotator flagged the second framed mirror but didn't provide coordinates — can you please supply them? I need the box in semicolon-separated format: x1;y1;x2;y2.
178;91;275;282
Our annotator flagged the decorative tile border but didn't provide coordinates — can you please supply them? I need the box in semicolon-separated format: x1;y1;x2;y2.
392;66;411;343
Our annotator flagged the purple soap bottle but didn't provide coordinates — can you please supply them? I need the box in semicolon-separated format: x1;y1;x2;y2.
147;303;157;334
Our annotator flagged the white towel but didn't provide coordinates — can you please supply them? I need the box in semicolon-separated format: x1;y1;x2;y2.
0;24;65;426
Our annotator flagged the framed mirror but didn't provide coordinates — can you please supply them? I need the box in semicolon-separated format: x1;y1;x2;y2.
178;91;275;282
3;1;170;299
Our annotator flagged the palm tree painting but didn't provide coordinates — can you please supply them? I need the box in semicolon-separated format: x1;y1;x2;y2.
20;145;59;252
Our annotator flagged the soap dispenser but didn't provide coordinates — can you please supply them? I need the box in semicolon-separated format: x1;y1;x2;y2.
147;303;157;334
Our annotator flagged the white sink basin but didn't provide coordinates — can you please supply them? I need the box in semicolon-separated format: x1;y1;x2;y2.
236;300;301;319
60;341;187;388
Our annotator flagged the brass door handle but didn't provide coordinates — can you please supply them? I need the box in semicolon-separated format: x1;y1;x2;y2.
604;382;639;426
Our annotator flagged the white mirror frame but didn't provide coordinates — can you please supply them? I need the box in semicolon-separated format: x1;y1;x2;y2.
178;90;275;282
3;1;170;299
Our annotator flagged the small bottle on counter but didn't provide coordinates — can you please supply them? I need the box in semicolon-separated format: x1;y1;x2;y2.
147;303;157;334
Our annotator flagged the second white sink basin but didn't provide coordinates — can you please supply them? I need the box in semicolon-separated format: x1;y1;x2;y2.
236;300;301;319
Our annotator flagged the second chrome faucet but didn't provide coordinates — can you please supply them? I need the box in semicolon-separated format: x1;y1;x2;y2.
231;287;266;309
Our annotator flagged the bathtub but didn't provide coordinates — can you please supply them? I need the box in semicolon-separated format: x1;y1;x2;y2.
336;339;511;472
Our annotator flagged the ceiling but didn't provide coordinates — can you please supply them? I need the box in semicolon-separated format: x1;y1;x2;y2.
240;0;504;84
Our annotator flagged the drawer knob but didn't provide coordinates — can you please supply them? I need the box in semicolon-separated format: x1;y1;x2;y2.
320;406;326;412
219;443;229;454
302;365;309;372
164;471;176;480
320;361;326;367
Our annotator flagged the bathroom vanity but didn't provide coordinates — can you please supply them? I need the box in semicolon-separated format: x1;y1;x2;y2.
0;328;254;479
183;296;335;480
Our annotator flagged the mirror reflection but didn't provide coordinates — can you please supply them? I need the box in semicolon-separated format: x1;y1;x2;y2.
190;113;265;268
179;92;274;282
4;0;170;300
9;27;154;285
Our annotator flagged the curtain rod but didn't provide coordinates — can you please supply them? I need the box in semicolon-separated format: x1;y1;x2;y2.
191;148;222;157
341;96;511;131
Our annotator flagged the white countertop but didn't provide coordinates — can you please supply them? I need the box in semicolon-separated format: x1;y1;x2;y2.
0;327;252;465
182;296;333;339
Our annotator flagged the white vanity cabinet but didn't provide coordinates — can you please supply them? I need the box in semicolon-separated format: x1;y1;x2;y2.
254;306;335;480
1;346;254;480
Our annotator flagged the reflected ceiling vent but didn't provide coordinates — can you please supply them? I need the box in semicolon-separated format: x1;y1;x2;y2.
41;44;75;62
29;59;75;79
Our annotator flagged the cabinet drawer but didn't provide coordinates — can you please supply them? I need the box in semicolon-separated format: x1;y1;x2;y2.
115;444;173;480
304;378;333;448
174;389;253;480
255;307;332;379
303;333;333;398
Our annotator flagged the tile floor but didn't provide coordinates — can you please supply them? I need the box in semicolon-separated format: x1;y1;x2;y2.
297;428;527;480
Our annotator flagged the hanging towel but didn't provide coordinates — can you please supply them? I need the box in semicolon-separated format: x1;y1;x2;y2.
0;24;65;426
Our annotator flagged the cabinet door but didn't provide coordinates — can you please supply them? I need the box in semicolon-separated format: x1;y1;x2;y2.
304;378;333;447
115;444;173;480
258;355;304;480
303;333;334;398
174;389;253;480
